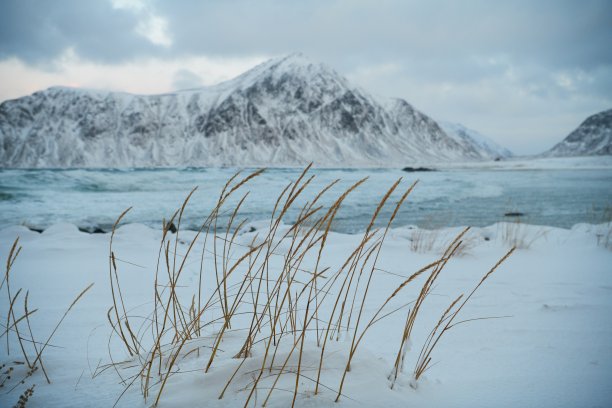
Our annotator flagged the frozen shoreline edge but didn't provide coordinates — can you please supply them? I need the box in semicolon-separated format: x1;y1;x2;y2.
3;220;610;237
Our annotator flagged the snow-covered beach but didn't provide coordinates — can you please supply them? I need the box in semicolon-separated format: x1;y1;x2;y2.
1;173;611;407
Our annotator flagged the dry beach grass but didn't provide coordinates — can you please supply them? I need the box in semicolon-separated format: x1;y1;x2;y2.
0;166;517;407
98;166;515;407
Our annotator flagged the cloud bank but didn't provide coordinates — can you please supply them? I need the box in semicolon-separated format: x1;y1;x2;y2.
1;0;611;154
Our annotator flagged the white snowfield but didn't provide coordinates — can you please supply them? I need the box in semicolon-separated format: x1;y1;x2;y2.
0;54;509;168
0;220;610;407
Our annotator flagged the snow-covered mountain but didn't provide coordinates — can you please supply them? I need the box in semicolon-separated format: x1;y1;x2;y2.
545;109;612;157
1;54;500;168
439;122;512;160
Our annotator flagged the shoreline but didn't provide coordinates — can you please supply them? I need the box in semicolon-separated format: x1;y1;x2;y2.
5;218;611;236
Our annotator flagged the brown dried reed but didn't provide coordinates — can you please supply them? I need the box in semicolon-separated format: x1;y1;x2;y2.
103;166;513;407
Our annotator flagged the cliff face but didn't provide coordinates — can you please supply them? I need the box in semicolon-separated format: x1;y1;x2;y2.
0;54;505;168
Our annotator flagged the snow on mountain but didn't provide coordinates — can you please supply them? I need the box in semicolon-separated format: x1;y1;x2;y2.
439;121;512;160
1;53;498;168
545;109;612;157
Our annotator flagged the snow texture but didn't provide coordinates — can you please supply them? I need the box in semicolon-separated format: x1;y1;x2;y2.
0;54;509;168
0;220;611;408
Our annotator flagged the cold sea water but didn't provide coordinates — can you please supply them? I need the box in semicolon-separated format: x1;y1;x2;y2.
0;167;610;233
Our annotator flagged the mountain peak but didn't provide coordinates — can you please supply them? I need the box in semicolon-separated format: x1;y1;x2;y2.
276;52;310;64
228;53;343;86
267;52;323;69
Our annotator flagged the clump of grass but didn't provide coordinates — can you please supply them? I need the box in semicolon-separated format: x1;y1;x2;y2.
409;228;440;253
408;227;478;256
412;247;515;383
388;227;470;388
499;220;547;249
587;202;612;225
1;237;93;401
595;223;612;250
104;166;514;407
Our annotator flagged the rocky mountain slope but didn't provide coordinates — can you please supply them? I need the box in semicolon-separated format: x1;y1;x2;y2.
0;54;508;168
546;109;612;156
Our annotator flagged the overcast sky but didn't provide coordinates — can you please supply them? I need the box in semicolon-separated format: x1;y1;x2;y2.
1;0;611;154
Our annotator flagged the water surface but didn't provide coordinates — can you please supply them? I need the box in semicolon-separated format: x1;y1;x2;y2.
1;167;610;233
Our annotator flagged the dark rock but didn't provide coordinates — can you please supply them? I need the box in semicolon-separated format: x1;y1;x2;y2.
402;167;436;172
26;226;44;233
78;226;107;234
166;222;177;233
0;192;14;201
504;212;525;217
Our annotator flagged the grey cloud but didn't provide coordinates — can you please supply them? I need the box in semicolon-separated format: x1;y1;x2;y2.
0;0;162;64
153;0;612;71
152;0;612;128
1;0;610;154
2;0;611;74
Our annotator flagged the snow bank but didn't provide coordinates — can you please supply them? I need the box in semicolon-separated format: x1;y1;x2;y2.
0;220;611;407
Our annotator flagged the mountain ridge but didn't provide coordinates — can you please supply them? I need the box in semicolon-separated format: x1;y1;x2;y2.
0;54;510;168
